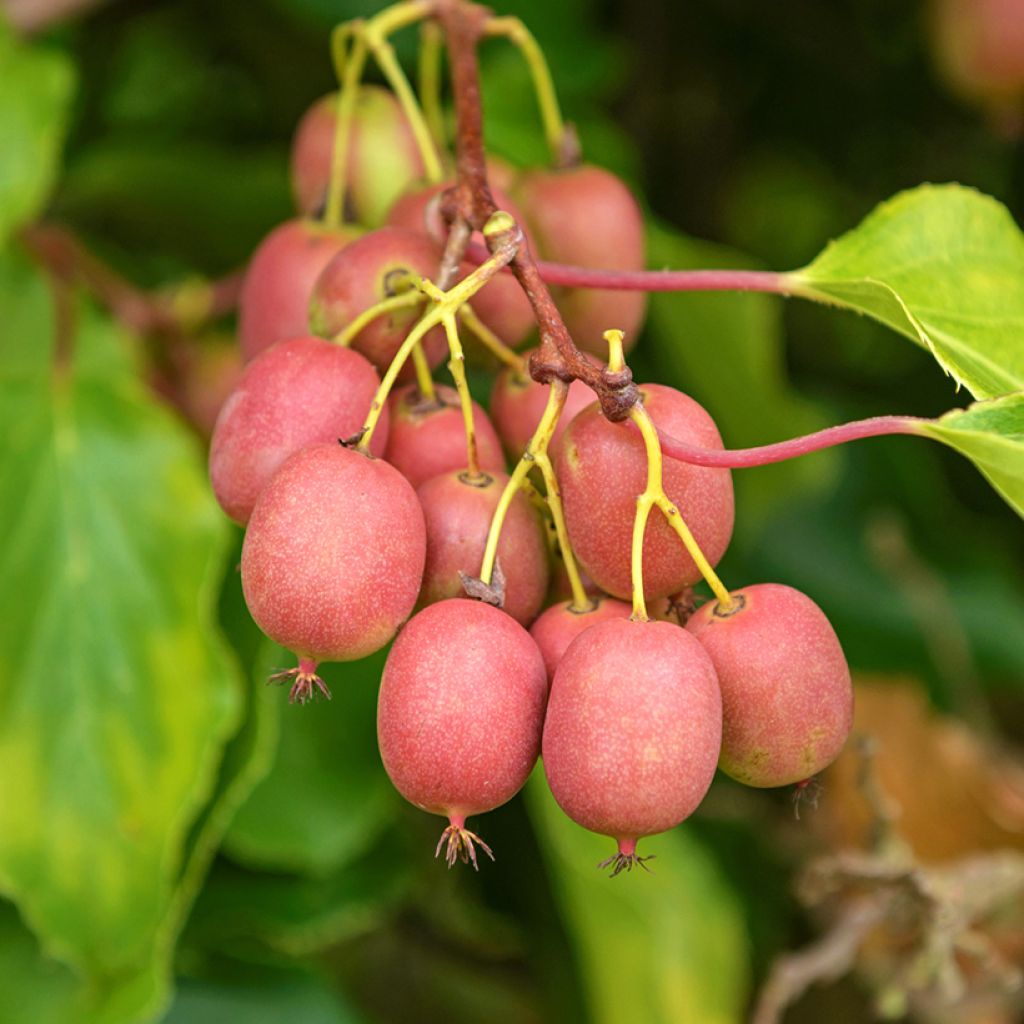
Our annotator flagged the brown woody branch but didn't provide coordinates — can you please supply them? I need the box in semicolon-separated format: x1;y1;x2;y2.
430;0;639;422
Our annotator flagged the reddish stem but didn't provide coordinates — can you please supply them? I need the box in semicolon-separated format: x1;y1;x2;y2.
463;239;791;294
652;416;926;468
536;262;790;294
22;223;243;335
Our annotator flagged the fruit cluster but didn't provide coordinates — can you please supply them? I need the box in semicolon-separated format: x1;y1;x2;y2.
209;12;854;873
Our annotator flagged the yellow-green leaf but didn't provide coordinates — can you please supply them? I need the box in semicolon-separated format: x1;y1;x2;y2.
788;184;1024;399
918;393;1024;517
0;250;241;1013
0;20;74;245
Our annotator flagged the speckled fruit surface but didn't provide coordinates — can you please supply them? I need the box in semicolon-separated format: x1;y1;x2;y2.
417;470;549;625
384;383;505;488
528;597;632;683
687;583;853;787
516;164;646;354
241;443;425;662
308;226;447;378
556;383;734;600
239;219;358;361
542;618;722;844
210;336;387;524
378;599;548;818
489;349;597;459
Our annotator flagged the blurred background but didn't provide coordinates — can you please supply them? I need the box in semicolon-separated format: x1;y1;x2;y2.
1;0;1022;1022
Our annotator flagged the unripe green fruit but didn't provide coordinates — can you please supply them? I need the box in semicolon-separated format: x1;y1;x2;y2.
555;384;734;600
542;618;721;868
241;443;425;664
290;86;425;225
417;470;549;626
239;219;359;362
209;336;387;524
686;584;853;788
384;383;505;488
516;164;646;355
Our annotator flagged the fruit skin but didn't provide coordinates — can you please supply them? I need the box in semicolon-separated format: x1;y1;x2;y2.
516;164;646;355
930;0;1024;113
387;182;535;346
686;584;853;788
542;618;721;854
241;443;425;663
378;598;548;820
529;597;632;683
555;383;734;600
489;349;597;459
308;226;448;379
290;86;426;225
209;336;387;525
417;470;549;626
385;383;505;488
239;219;360;362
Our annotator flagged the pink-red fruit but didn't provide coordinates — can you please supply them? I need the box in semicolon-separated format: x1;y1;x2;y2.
378;598;548;867
930;0;1024;122
385;383;505;488
542;618;722;873
529;597;632;683
556;384;734;600
516;164;646;354
387;182;535;346
489;349;597;459
209;336;387;524
686;584;853;788
238;219;359;362
241;444;425;702
308;226;447;378
417;470;549;625
290;86;425;224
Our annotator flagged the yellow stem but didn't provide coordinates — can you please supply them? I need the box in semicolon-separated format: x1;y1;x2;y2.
518;474;552;518
604;328;625;373
357;232;520;453
410;338;436;401
629;404;734;612
480;382;566;586
418;20;447;154
325;25;368;228
441;313;480;477
363;24;444;183
535;448;591;612
484;16;567;166
332;291;422;348
459;304;527;372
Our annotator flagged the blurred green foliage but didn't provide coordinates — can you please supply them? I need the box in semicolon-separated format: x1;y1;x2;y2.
0;1;1021;1022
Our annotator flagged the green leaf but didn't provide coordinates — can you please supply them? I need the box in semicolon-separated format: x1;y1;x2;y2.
224;647;397;876
163;968;364;1024
525;775;750;1024
0;20;75;245
789;184;1024;400
918;393;1024;517
58;140;292;274
643;222;829;528
0;250;242;1018
0;902;83;1024
185;842;411;959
